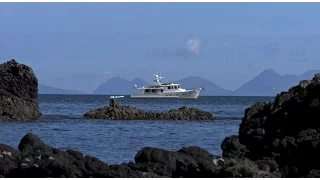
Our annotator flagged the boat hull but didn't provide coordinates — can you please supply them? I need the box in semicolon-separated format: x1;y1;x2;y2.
130;90;200;99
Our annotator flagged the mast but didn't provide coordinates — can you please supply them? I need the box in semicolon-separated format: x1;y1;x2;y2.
154;73;164;85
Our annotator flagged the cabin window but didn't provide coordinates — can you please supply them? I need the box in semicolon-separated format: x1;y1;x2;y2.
152;89;156;92
161;89;163;92
145;89;150;92
168;87;171;89
175;86;177;89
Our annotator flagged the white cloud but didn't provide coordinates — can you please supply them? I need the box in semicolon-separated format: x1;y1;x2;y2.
149;36;202;59
186;37;201;56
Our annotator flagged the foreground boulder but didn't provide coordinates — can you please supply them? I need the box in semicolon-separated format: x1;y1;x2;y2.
134;146;274;178
0;133;273;178
84;99;217;120
0;133;164;178
0;59;42;120
220;73;320;177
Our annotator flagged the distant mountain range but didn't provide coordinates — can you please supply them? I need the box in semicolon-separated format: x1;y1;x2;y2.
176;76;234;96
38;84;85;95
235;69;320;96
38;69;320;96
92;77;148;95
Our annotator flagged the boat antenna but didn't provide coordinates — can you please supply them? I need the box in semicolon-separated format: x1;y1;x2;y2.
157;65;159;76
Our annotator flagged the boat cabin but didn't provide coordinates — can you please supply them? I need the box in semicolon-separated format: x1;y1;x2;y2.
143;84;182;94
167;85;181;90
144;88;164;93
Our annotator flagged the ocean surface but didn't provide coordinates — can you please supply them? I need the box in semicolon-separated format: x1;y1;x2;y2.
0;95;274;164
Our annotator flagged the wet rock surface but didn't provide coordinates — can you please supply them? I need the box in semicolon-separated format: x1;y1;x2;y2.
0;59;41;120
84;99;218;120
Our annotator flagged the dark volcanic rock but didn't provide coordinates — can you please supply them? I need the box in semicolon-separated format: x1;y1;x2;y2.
1;133;163;178
1;132;274;178
220;73;320;177
84;99;217;120
0;59;41;120
0;144;21;176
134;146;223;177
221;135;249;158
134;146;273;178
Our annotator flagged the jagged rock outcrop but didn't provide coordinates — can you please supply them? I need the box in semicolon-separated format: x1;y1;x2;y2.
0;59;42;120
224;73;320;177
84;99;217;120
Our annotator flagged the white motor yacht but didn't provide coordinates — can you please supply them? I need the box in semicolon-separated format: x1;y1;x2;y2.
130;74;204;99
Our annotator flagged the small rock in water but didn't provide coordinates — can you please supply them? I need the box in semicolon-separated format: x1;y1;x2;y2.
84;99;217;120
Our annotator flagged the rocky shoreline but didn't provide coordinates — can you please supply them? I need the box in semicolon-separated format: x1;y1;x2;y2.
2;59;320;177
0;132;274;178
84;99;218;120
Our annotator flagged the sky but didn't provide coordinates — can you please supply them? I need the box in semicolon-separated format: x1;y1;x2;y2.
1;3;320;93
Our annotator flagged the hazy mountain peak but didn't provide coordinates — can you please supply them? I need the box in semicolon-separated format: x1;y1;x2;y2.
301;70;320;76
235;69;320;96
176;76;233;96
299;70;320;81
182;76;210;81
108;77;127;82
259;69;279;76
